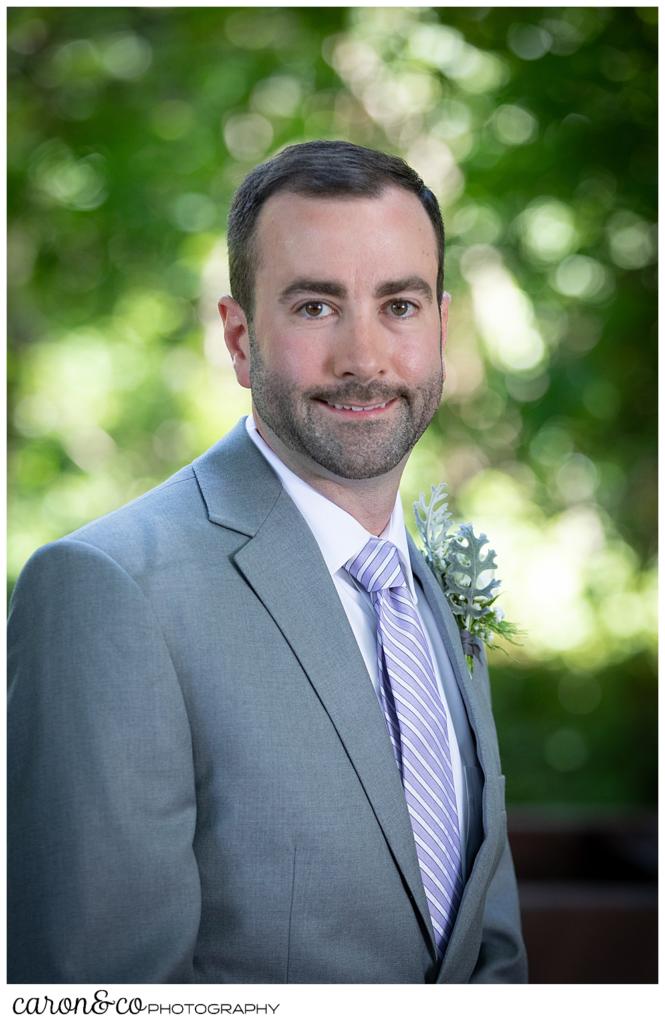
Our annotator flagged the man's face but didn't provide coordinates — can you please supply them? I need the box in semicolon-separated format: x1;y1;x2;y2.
230;186;447;480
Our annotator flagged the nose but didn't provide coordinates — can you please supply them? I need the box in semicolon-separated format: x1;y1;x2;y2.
331;311;388;381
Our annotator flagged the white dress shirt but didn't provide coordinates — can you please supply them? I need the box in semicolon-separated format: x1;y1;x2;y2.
245;415;468;870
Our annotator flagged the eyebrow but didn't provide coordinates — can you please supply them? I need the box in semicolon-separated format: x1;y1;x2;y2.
374;276;433;302
278;279;347;303
278;275;434;304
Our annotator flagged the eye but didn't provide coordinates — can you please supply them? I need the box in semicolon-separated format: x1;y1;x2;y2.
296;301;334;319
387;299;417;318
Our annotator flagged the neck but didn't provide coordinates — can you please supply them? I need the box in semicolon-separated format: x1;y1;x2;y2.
252;413;405;536
302;474;401;537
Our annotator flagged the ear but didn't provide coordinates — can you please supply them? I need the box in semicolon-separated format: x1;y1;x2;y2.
218;295;251;389
440;291;451;353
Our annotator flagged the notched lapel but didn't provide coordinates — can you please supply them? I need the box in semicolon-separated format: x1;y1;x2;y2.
233;491;437;955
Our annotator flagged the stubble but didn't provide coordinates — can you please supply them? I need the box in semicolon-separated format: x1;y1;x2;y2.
248;326;444;480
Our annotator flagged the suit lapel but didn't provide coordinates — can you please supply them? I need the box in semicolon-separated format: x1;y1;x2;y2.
407;538;506;982
407;537;494;776
192;423;438;957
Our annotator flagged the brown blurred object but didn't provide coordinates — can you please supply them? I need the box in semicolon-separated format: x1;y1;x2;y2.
508;809;657;983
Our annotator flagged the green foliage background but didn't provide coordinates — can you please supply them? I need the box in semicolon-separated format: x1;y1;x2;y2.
8;7;657;809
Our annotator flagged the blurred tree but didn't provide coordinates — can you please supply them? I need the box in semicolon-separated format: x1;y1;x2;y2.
7;6;657;808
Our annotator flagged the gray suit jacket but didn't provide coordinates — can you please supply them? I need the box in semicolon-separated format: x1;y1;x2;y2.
8;420;527;984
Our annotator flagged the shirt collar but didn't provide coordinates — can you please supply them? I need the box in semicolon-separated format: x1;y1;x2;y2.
245;415;417;600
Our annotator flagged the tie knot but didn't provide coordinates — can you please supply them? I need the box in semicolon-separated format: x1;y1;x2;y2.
345;537;406;593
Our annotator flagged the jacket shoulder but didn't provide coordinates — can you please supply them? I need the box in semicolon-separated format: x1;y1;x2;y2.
69;463;199;540
14;460;219;594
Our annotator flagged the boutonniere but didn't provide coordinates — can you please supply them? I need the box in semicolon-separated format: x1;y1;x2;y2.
414;483;523;675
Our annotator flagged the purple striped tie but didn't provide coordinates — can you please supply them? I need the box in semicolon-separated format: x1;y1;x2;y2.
346;536;464;957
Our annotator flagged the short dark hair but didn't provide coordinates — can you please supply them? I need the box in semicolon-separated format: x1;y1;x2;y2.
227;139;445;317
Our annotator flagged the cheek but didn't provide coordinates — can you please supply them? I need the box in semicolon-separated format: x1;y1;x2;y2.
259;353;321;399
394;338;442;380
271;334;329;382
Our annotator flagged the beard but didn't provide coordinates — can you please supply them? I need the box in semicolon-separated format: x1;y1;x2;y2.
248;326;444;480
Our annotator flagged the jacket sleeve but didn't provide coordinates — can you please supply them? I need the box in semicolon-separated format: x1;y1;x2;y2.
7;538;201;983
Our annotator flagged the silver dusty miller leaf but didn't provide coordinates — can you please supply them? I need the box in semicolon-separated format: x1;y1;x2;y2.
414;483;523;676
413;483;453;585
443;523;501;623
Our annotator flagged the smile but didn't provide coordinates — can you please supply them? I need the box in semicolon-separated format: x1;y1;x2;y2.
316;398;398;417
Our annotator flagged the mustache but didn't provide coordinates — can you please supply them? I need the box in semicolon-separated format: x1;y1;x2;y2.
308;383;407;404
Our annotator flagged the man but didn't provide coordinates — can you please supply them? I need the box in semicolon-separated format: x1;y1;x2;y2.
8;140;527;984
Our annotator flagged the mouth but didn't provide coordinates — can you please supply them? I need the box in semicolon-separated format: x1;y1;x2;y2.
313;397;399;418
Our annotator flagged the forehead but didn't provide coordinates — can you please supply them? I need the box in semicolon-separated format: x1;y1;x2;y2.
253;187;439;286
